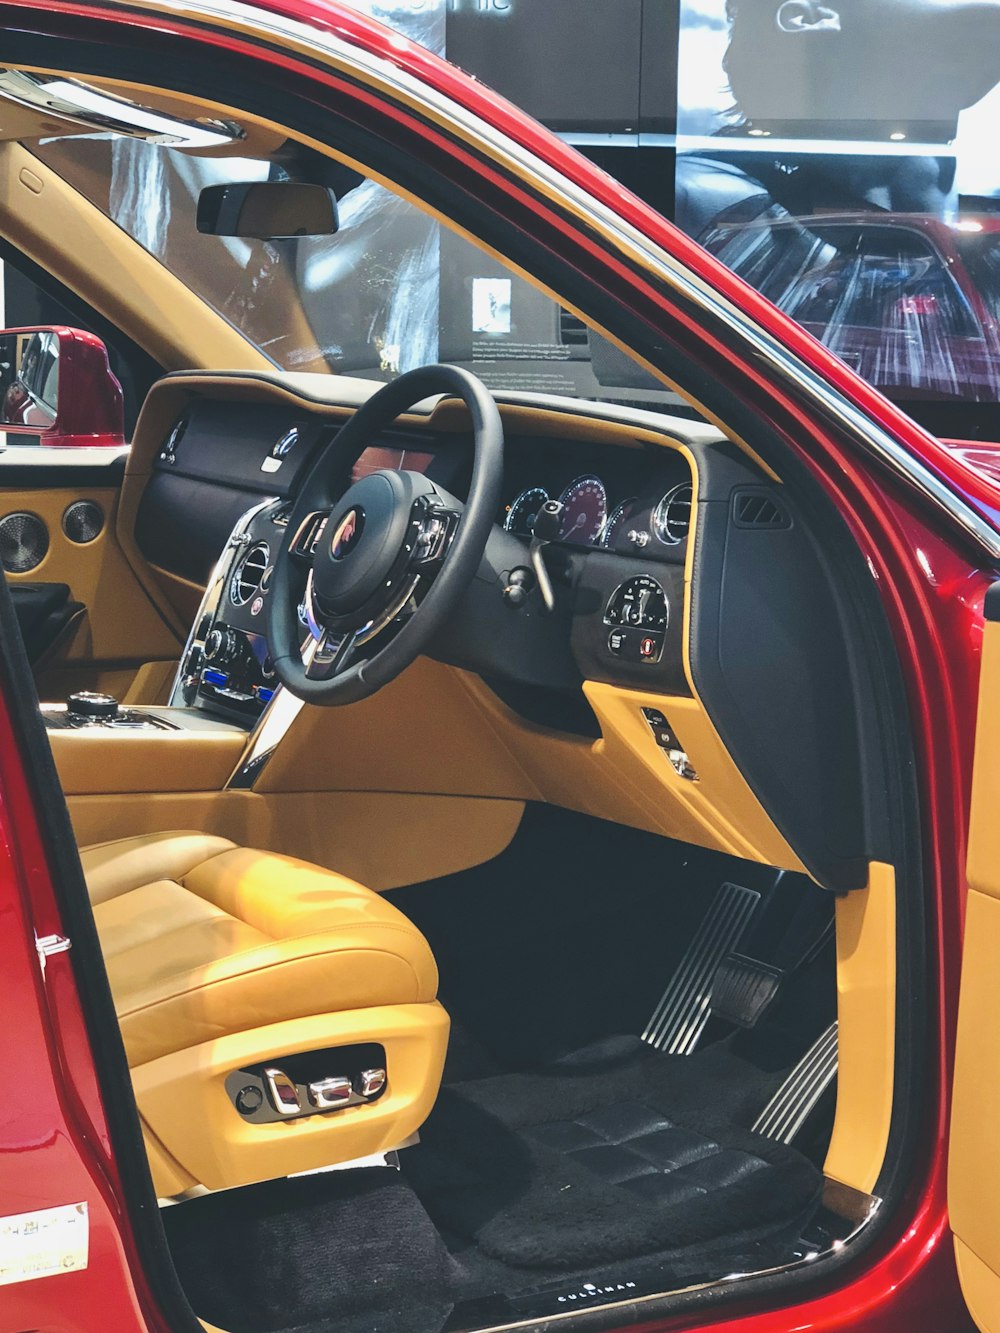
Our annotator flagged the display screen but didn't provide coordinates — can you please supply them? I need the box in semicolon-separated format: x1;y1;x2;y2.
352;446;436;482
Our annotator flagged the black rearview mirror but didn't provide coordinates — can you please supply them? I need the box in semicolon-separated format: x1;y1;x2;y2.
196;181;340;239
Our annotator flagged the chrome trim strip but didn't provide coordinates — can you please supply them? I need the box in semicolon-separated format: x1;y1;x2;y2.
68;0;1000;559
0;68;241;145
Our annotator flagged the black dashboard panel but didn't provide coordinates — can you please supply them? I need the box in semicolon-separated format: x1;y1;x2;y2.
146;396;696;726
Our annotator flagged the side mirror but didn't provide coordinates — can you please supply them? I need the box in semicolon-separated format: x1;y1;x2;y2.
196;181;340;239
0;326;125;447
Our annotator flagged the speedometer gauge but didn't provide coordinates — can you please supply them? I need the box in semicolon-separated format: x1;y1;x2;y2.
558;475;607;546
504;487;549;536
601;497;638;550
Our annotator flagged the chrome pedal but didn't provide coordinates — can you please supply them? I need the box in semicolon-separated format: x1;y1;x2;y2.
753;1021;839;1143
642;882;761;1054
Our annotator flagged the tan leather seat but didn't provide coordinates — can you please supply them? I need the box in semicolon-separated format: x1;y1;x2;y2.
81;832;449;1196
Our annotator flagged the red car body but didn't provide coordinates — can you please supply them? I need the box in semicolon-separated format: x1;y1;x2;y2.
0;3;997;1333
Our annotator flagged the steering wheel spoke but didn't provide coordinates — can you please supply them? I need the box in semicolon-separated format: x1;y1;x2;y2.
303;626;357;681
267;365;503;705
289;509;331;562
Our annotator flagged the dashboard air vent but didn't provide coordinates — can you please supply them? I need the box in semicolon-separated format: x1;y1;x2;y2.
230;542;270;606
0;511;48;573
733;491;790;531
62;499;105;544
653;482;694;545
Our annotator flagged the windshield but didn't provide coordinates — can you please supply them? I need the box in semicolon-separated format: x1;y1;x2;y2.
30;134;683;412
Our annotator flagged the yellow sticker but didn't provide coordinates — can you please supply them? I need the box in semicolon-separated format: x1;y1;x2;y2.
0;1202;89;1286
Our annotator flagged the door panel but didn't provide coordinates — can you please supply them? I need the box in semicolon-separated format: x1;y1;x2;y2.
951;591;1000;1332
0;468;183;702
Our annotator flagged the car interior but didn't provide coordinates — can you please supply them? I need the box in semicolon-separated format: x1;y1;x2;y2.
0;67;916;1333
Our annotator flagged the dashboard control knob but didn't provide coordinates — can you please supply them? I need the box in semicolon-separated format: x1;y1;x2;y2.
67;690;119;720
205;627;242;665
502;566;535;608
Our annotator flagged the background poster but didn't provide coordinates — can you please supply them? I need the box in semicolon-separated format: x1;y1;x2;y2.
674;0;1000;407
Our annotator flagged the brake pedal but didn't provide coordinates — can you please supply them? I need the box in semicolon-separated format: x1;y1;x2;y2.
710;953;784;1028
642;881;760;1054
753;1021;839;1143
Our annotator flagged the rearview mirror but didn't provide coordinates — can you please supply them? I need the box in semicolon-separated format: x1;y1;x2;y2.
0;326;125;447
196;181;340;238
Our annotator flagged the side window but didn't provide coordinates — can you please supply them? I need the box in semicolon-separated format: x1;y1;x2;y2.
0;251;160;441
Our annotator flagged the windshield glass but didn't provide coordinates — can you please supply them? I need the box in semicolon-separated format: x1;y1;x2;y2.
30;134;682;412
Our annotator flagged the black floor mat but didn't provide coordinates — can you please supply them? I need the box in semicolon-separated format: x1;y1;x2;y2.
163;1169;462;1333
405;1037;821;1271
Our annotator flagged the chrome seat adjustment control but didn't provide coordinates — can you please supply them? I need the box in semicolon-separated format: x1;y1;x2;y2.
358;1067;387;1098
263;1066;302;1116
307;1076;352;1109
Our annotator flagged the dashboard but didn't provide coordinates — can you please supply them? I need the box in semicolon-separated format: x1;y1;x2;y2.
137;393;696;732
124;371;886;894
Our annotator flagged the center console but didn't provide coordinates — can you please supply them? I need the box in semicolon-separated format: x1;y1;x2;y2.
170;497;288;725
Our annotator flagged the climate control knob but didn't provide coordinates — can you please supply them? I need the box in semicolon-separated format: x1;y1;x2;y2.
204;627;240;665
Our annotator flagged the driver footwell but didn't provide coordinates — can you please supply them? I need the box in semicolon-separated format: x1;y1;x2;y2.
162;809;838;1333
162;1036;824;1333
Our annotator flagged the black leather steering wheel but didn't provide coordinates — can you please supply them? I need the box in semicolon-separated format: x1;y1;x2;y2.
267;365;503;706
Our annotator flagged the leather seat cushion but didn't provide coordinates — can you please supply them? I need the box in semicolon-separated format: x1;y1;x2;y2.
81;832;439;1067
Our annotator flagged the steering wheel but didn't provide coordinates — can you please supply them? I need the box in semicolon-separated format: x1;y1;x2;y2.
267;365;503;706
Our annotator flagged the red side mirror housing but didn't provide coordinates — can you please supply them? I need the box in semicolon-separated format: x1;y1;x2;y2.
0;325;125;447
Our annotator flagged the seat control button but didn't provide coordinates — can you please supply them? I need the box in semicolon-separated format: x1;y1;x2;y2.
357;1067;387;1098
263;1067;301;1116
308;1076;352;1109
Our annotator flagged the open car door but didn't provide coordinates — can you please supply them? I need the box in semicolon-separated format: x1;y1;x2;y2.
950;585;1000;1329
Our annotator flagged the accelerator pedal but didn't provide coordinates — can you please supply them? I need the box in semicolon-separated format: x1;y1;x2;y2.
642;881;760;1054
753;1020;839;1144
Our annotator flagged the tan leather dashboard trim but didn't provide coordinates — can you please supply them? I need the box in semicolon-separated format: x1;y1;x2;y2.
49;725;246;795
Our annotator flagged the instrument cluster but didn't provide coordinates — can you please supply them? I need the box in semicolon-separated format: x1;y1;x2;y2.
502;471;693;554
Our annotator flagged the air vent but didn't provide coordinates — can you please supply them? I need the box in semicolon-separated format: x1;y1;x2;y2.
733;491;790;531
62;499;105;544
558;308;588;346
230;542;270;606
652;482;694;545
0;511;48;573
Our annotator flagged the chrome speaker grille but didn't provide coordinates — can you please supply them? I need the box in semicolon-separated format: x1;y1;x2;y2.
62;499;105;544
230;542;270;606
0;511;48;573
653;482;694;545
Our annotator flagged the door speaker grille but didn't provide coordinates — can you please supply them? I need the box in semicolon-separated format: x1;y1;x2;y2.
0;511;48;573
62;499;105;544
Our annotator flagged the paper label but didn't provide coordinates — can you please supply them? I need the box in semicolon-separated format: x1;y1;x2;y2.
0;1202;89;1285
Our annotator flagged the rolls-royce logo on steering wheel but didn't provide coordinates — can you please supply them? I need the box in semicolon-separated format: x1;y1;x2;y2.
331;507;364;560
